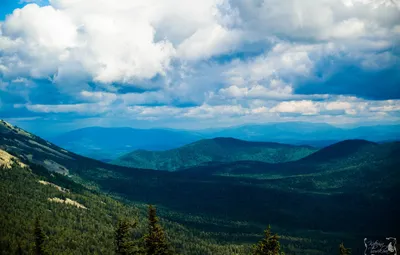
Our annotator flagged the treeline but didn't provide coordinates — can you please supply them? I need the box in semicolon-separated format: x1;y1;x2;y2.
32;205;174;255
30;204;293;255
30;206;351;255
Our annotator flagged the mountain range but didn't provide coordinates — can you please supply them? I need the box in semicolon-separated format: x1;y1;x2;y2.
49;122;400;160
1;119;399;254
49;126;205;161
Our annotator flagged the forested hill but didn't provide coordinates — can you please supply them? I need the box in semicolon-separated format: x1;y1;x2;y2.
178;139;400;191
112;137;317;171
298;139;378;163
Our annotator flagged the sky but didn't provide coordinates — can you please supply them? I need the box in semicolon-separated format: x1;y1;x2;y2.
0;0;399;135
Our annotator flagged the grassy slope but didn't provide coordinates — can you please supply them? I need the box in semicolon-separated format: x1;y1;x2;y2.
112;137;317;171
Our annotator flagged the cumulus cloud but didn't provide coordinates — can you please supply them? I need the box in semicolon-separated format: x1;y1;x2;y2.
0;0;399;127
270;100;319;115
80;91;117;104
0;0;246;84
24;103;108;114
0;2;176;83
230;0;400;41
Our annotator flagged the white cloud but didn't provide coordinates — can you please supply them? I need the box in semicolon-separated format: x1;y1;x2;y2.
16;96;400;128
121;91;171;106
217;80;296;101
267;98;400;118
183;104;249;119
270;100;319;115
177;25;242;61
1;2;176;83
80;91;117;104
223;43;329;87
327;18;366;39
0;0;239;84
24;103;109;114
230;0;400;41
1;0;399;126
2;0;397;84
343;0;400;9
370;100;400;112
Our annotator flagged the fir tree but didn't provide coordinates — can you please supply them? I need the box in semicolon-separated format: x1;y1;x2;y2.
144;205;172;255
16;242;24;255
252;225;284;255
34;218;47;255
339;243;351;255
115;219;145;255
115;220;134;255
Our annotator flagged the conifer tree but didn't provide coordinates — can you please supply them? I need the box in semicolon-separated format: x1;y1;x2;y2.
252;225;284;255
115;219;144;255
115;220;134;255
16;242;24;255
339;243;351;255
144;205;172;255
34;218;47;255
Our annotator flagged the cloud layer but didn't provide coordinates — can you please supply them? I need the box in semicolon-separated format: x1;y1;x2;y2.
0;0;399;129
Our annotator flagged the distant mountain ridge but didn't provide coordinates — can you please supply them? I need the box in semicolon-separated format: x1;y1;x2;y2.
49;122;400;161
112;137;318;171
205;122;400;144
50;126;205;161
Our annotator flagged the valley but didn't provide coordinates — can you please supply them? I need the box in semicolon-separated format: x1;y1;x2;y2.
1;120;399;254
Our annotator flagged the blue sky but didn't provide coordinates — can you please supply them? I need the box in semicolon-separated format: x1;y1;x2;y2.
0;0;48;19
0;0;399;135
0;0;18;20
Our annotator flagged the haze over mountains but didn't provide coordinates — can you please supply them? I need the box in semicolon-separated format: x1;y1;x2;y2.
50;122;400;161
50;127;205;161
1;119;399;254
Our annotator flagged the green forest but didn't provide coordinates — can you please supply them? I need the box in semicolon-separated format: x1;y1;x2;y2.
0;121;399;254
1;162;291;255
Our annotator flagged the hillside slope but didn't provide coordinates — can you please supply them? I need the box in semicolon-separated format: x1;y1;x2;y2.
0;120;165;179
113;137;317;171
0;156;254;254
